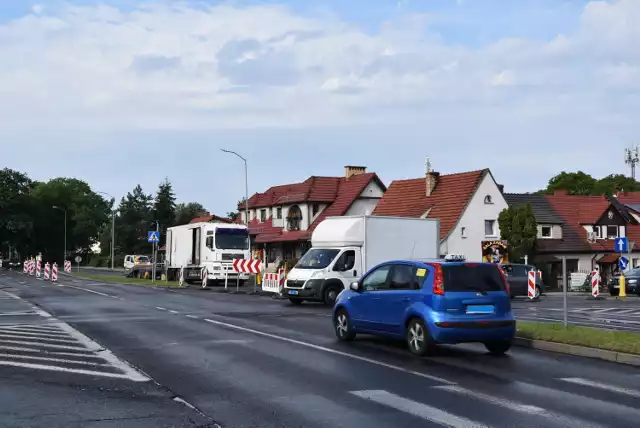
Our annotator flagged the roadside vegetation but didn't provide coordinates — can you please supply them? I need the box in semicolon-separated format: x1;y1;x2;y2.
517;321;640;355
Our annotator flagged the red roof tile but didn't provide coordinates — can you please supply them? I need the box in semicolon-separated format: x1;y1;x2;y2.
189;214;233;224
372;170;487;239
251;172;385;243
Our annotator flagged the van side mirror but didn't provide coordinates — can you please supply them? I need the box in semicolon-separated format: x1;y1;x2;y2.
350;281;361;292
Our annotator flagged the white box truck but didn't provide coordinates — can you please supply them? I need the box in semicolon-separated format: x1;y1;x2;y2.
166;222;251;286
284;215;440;305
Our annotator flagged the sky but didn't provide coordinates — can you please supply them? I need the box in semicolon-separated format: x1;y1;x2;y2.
1;0;639;215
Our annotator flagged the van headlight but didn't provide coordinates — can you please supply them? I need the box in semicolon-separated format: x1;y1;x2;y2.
629;279;637;284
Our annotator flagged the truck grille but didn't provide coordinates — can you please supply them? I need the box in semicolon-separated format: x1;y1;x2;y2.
221;254;245;261
286;279;305;289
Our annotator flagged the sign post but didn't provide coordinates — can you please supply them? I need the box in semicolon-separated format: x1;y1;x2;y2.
562;256;568;327
147;231;160;284
614;237;629;299
75;255;82;272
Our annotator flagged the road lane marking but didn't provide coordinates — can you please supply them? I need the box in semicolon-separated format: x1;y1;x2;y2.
0;360;148;380
0;352;110;366
433;385;545;414
350;390;487;427
58;284;114;298
0;332;79;344
186;315;199;319
0;328;69;338
168;310;179;314
156;307;166;311
559;377;640;398
0;311;38;316
201;318;454;385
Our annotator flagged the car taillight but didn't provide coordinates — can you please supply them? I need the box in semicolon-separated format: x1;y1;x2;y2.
498;266;510;294
432;264;445;295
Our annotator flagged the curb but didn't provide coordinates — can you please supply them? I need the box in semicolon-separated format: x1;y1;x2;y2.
513;337;640;367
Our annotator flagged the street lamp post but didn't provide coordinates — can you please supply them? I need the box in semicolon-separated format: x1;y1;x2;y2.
220;149;250;230
52;206;67;263
97;191;116;271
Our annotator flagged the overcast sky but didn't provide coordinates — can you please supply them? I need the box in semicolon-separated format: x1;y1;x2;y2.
1;0;638;215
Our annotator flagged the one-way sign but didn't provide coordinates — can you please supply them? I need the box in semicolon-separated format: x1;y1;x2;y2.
615;237;628;253
619;255;629;271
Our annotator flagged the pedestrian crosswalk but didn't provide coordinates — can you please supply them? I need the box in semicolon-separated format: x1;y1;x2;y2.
0;290;148;382
346;373;640;428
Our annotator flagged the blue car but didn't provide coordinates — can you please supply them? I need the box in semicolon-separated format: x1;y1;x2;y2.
332;259;515;356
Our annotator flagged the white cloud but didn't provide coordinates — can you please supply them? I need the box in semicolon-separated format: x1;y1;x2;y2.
0;0;638;133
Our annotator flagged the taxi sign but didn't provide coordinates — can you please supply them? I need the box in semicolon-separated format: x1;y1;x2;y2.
444;254;466;262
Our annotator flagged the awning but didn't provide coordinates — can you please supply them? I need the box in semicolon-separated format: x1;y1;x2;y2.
597;253;619;264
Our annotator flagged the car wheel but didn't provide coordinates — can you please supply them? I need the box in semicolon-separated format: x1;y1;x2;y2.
406;318;435;356
484;340;512;355
289;298;303;305
324;286;341;306
334;309;355;341
610;288;619;296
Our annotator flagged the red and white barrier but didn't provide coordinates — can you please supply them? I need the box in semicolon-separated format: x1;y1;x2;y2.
527;271;536;299
29;259;35;276
64;260;71;273
591;270;599;297
178;267;184;287
201;267;207;288
51;263;58;282
23;261;28;274
35;260;42;278
232;259;261;274
44;263;51;280
262;268;286;294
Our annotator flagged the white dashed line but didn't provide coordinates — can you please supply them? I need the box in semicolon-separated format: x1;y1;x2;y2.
156;307;166;311
168;310;179;314
186;315;198;319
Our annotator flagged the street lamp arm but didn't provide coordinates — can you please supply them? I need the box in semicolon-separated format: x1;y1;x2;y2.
220;148;246;162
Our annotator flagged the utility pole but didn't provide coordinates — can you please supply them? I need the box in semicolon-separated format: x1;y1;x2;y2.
53;206;67;263
624;146;639;179
97;191;116;271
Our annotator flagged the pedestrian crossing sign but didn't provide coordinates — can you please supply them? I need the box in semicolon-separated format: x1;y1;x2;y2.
148;231;160;243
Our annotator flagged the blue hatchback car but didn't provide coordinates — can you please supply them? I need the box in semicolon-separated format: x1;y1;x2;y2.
332;259;516;356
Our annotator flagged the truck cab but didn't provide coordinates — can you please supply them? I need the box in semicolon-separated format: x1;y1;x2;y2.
124;255;150;270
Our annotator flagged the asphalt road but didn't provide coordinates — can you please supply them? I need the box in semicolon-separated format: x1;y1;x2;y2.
1;271;640;428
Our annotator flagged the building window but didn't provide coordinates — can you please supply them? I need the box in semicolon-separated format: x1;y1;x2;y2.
606;225;618;239
276;207;282;219
484;220;496;237
461;227;467;238
287;205;302;231
541;226;552;238
312;203;319;216
484;195;493;204
260;209;266;222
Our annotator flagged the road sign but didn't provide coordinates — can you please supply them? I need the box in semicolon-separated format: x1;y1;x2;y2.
615;237;628;253
148;231;160;243
232;259;261;274
619;256;629;271
75;255;82;263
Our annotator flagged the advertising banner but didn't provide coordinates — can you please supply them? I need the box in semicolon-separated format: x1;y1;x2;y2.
481;240;509;264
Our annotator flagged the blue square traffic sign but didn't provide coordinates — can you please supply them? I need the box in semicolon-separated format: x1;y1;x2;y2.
614;237;628;253
619;256;629;271
148;231;160;243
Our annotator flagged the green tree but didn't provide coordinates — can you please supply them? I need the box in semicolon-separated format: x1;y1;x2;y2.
30;178;111;263
226;211;240;222
540;171;597;195
498;202;537;262
174;202;206;226
0;168;37;257
116;185;153;255
593;174;640;196
153;178;177;245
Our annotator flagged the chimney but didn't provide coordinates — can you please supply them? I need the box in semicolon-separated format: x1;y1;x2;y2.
497;184;504;193
425;158;439;196
345;165;367;180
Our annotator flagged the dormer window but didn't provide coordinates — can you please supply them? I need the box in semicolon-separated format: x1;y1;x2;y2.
484;195;493;204
606;225;618;239
540;226;552;238
287;205;302;231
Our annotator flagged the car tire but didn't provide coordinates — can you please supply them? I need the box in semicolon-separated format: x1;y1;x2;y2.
406;318;435;357
334;309;355;342
484;340;512;355
289;298;303;305
323;286;342;306
610;288;619;296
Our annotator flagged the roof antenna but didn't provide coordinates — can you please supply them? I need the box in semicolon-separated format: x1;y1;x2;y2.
425;157;431;175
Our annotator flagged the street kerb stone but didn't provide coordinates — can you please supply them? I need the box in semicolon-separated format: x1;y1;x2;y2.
513;337;640;367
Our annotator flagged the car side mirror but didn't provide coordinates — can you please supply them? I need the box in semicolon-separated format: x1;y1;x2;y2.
350;281;361;292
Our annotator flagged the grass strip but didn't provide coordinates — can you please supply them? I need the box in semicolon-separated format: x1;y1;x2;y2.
73;272;182;287
517;321;640;355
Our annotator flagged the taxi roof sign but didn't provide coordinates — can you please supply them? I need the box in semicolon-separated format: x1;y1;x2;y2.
444;254;466;261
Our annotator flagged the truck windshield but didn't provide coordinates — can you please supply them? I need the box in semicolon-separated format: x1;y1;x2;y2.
296;249;340;269
215;228;249;250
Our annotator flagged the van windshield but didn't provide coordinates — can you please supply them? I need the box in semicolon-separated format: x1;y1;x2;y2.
296;249;340;269
442;264;506;292
215;228;249;250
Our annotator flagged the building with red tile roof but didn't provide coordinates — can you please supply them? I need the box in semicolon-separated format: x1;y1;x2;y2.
238;166;386;264
373;163;508;262
505;190;640;288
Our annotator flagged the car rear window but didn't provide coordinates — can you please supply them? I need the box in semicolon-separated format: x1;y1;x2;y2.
442;264;506;292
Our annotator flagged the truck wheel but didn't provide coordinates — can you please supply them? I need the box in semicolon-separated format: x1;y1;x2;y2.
323;286;341;306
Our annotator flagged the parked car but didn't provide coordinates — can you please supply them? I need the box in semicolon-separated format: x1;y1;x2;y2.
332;259;515;356
0;258;21;271
608;269;640;296
499;263;545;299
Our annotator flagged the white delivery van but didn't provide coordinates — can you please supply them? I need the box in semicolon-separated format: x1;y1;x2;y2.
284;215;440;305
166;222;251;286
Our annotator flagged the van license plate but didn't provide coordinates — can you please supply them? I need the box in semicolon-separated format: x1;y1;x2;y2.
288;290;298;295
466;305;494;314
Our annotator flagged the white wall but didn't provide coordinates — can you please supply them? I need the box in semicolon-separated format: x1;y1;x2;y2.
441;173;508;262
346;181;385;215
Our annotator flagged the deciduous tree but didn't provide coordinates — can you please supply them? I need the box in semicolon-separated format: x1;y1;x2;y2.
498;202;537;262
153;178;177;245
